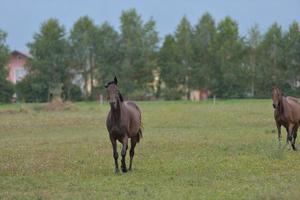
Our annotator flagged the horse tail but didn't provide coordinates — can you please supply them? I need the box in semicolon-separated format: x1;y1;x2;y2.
137;122;143;143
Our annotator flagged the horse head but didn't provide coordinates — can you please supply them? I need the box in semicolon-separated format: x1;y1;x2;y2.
105;76;123;109
272;86;283;109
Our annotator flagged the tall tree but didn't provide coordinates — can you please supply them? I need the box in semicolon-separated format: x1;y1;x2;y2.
69;16;97;100
257;23;285;97
174;16;193;99
246;24;262;97
192;12;216;92
95;22;121;92
159;35;185;99
0;29;9;80
214;16;246;98
120;9;159;96
283;21;300;94
0;29;14;103
27;18;69;101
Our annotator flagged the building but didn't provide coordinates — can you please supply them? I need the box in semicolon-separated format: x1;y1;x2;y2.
190;89;211;101
7;50;29;84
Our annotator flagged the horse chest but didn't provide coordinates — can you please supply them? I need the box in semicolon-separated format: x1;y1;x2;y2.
275;111;289;127
109;124;126;136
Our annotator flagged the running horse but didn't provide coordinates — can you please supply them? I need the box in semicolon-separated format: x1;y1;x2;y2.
105;76;142;173
272;86;300;150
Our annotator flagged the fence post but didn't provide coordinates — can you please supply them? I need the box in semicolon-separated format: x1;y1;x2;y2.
99;94;103;105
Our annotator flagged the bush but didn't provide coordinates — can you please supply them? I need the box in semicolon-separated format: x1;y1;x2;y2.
68;84;82;101
15;75;48;102
162;88;183;100
0;79;14;103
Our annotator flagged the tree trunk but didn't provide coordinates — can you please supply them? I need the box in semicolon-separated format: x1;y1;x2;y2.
90;55;94;100
84;69;89;100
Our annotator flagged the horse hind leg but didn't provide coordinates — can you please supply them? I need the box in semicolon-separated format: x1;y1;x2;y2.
292;126;298;151
129;137;138;171
285;127;290;145
287;124;295;150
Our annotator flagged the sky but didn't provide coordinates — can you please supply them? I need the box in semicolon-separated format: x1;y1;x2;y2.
0;0;299;52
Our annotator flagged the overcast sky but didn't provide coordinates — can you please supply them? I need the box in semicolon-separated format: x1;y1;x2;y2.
1;0;299;52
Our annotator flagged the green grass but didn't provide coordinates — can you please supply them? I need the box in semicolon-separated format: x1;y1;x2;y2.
0;100;299;199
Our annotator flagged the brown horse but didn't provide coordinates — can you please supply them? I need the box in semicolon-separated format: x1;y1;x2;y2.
105;76;142;173
272;86;300;151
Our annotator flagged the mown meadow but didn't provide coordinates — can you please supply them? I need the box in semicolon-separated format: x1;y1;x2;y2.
0;100;299;199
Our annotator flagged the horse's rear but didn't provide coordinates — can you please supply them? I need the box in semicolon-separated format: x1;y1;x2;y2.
285;96;300;124
124;101;142;142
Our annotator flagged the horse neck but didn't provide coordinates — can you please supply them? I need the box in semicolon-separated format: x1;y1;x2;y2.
110;100;122;120
277;97;284;115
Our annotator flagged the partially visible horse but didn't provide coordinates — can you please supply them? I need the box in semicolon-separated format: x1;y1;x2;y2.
272;86;300;150
105;76;142;173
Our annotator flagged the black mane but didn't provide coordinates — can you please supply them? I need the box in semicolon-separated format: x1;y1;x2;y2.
105;81;116;88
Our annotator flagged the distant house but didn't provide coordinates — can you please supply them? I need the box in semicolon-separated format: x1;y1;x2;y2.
190;89;211;101
7;50;29;84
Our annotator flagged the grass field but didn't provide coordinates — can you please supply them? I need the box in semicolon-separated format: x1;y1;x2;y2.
1;100;300;199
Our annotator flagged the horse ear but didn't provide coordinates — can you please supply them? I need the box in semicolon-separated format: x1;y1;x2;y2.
114;76;118;85
104;83;108;88
119;93;124;102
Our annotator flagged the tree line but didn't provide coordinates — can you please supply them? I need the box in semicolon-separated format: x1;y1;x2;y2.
0;9;300;102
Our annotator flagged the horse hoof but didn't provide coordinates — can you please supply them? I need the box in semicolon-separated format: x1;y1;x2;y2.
122;168;127;173
115;169;120;174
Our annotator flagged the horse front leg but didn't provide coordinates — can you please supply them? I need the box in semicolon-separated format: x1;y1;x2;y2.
110;136;119;173
288;124;295;150
121;135;128;173
276;122;281;149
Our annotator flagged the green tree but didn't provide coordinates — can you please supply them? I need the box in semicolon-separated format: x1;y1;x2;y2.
246;24;262;97
283;21;300;94
0;29;14;103
15;75;48;102
257;23;285;97
95;22;121;95
214;17;246;98
69;16;97;100
174;16;193;99
192;12;216;93
159;35;184;99
27;18;70;102
119;9;159;97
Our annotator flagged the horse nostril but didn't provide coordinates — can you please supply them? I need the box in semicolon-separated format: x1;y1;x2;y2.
273;104;276;108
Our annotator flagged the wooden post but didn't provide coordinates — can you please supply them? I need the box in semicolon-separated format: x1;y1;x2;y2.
99;94;103;105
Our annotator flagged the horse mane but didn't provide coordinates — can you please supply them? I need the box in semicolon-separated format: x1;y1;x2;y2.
274;87;284;114
278;99;284;114
105;81;115;88
119;92;124;102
